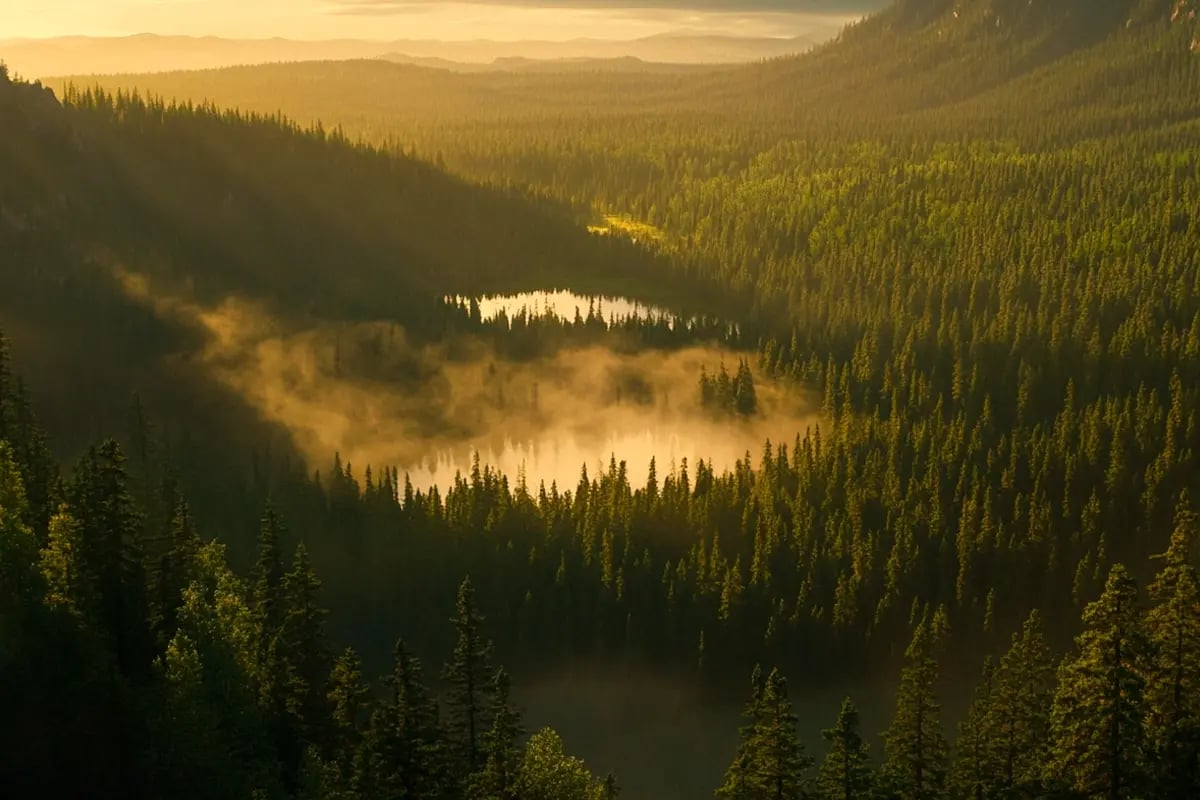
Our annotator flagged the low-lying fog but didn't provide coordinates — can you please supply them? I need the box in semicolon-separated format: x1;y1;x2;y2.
114;275;857;799
120;276;819;496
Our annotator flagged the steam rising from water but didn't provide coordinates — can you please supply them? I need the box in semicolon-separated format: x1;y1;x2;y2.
118;271;819;492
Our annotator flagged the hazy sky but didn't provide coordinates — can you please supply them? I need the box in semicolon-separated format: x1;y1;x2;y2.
0;1;882;41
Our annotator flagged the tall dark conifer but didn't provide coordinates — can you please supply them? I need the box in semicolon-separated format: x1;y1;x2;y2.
818;697;874;800
1048;564;1151;799
882;615;948;800
68;440;151;679
1145;496;1200;798
444;576;495;773
468;667;524;800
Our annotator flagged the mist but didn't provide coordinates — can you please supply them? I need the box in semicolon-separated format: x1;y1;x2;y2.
117;269;820;494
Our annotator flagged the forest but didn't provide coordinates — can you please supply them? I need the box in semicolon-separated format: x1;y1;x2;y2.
4;0;1200;797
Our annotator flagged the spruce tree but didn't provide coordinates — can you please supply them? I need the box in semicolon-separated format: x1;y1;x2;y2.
468;667;524;800
717;664;768;800
515;728;606;800
39;505;97;625
357;639;447;800
281;542;332;752
735;359;758;416
67;440;152;680
0;440;41;634
1144;496;1200;798
755;669;812;800
950;658;996;800
818;697;874;800
327;647;369;779
150;499;200;650
988;609;1055;794
444;576;495;773
0;330;9;442
252;503;288;638
882;616;948;800
1048;564;1151;799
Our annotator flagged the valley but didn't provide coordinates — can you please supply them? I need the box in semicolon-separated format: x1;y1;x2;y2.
3;2;1200;799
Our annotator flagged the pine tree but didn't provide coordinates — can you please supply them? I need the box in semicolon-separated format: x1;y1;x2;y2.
755;669;812;800
1144;496;1200;799
68;440;152;680
252;503;288;638
718;666;810;800
735;359;758;416
0;330;10;442
515;728;606;800
987;609;1055;795
882;616;948;800
444;576;495;773
5;378;57;541
0;440;41;636
718;664;768;800
250;504;299;785
150;499;201;649
357;639;447;800
468;667;524;800
172;541;286;799
950;658;996;800
819;697;874;800
1048;564;1151;799
281;542;332;753
328;647;369;778
39;505;98;624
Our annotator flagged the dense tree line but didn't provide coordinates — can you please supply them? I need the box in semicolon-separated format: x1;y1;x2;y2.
714;509;1200;799
6;325;1200;796
4;0;1200;796
9;0;1200;698
0;341;617;798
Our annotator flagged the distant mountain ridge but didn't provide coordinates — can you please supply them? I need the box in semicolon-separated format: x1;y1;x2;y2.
0;30;833;78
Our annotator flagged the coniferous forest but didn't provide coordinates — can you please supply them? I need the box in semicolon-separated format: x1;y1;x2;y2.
4;0;1200;797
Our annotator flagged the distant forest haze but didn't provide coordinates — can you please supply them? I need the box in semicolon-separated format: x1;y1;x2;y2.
3;0;1200;799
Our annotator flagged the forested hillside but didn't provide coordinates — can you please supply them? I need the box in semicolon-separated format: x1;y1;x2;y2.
5;0;1200;797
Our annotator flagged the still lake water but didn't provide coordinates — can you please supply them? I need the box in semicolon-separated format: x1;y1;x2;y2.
399;292;811;493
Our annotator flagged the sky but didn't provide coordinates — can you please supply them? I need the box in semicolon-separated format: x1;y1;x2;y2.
0;1;883;41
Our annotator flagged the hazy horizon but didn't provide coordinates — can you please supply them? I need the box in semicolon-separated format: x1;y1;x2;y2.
0;1;880;42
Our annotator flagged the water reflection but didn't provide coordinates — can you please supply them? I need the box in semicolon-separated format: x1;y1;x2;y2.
447;290;737;336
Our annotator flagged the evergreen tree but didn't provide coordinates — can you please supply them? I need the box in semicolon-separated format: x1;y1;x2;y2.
755;669;812;800
718;666;810;800
444;576;495;773
173;541;286;798
282;542;332;752
818;697;874;800
67;440;152;679
515;728;606;800
328;647;369;781
357;639;447;800
468;667;524;800
39;505;97;625
988;609;1055;795
718;665;768;800
150;499;201;650
1048;564;1151;799
882;616;948;800
950;658;996;800
0;440;41;645
252;503;288;637
735;359;758;416
1144;496;1200;799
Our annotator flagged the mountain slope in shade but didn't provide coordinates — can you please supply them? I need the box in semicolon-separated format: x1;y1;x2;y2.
0;70;674;459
